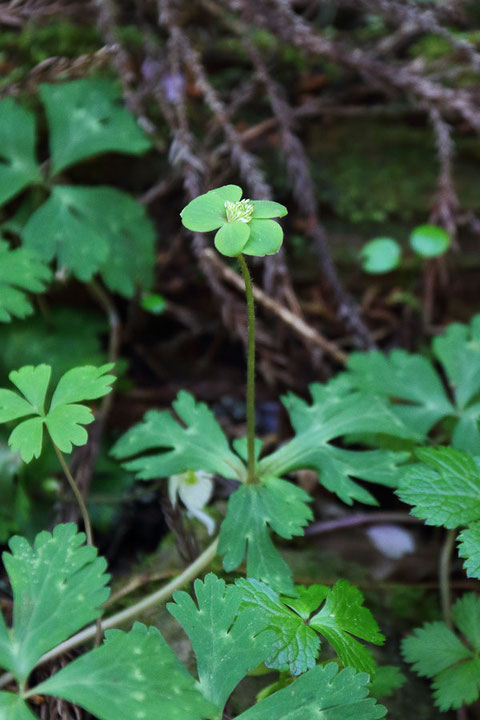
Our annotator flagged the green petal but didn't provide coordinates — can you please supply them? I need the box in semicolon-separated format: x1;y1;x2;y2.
211;185;243;203
180;186;243;233
214;222;250;256
242;219;283;256
252;201;288;219
180;192;226;232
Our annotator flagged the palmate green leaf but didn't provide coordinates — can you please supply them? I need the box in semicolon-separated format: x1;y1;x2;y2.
236;579;323;675
112;390;246;481
237;663;386;720
0;693;36;720
402;594;480;711
348;316;480;452
0;240;52;323
0;524;109;684
168;574;274;713
0;363;115;462
397;447;480;528
22;186;108;282
433;315;480;410
32;623;215;720
347;349;453;439
22;186;155;296
0;99;42;207
218;477;312;594
237;579;382;675
258;377;412;506
40;79;151;175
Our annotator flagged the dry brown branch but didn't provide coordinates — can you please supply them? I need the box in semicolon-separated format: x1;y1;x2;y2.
251;0;480;132
428;107;459;240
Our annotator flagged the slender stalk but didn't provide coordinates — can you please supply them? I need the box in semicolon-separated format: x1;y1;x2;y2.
237;254;257;483
52;442;93;547
51;442;102;646
439;528;456;629
88;280;121;366
4;537;220;693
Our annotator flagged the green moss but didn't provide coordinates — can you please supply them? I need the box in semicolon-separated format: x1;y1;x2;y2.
308;118;480;225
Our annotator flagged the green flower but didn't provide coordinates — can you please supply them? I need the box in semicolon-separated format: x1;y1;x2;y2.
180;184;288;257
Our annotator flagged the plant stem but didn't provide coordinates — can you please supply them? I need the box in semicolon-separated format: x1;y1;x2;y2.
52;442;93;547
237;254;257;483
440;528;456;629
2;537;219;692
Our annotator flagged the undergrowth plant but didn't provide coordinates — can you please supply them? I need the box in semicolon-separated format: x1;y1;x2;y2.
0;184;477;718
0;78;158;537
398;447;480;711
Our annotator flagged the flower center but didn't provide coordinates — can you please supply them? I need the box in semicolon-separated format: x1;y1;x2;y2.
224;199;254;224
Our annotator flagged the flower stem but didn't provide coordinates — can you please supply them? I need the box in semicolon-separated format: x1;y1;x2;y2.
237;254;257;484
52;441;93;547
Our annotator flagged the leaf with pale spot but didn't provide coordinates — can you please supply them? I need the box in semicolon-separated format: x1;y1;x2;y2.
40;79;151;175
0;523;109;684
32;623;215;720
22;186;155;296
167;573;275;713
237;663;386;720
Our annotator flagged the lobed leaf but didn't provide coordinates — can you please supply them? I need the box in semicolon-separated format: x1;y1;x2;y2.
348;317;480;453
236;578;322;675
402;593;480;711
218;477;312;594
0;241;51;323
458;521;480;579
168;573;274;712
309;580;384;674
0;523;109;683
40;79;151;175
0;363;115;462
32;623;215;720
112;390;246;481
258;378;412;506
22;186;155;296
397;447;480;528
237;663;386;720
0;99;42;207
